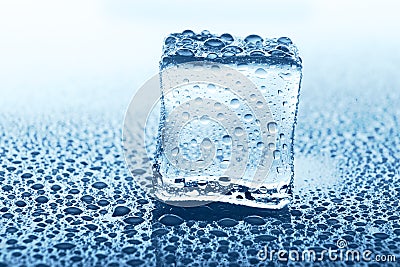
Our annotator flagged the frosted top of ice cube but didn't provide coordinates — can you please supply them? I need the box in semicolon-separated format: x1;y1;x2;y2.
161;30;302;67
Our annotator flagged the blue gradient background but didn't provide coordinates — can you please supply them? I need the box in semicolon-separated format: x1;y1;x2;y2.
0;1;399;266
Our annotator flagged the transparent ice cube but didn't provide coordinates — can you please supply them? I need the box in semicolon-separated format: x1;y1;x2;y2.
153;30;302;209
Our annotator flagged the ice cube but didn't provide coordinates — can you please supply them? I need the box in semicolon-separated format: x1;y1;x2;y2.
153;30;302;209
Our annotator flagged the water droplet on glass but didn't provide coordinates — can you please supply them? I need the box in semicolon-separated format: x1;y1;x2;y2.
214;102;222;110
194;97;203;105
250;50;265;56
181;38;193;45
221;46;243;54
268;142;276;150
230;98;240;108
255;68;268;78
201;138;213;149
207;53;218;59
176;49;194;57
244;34;263;44
257;142;264;149
182;112;190;120
200;115;210;124
207;83;216;91
222;52;234;57
273;150;281;160
182;29;195;37
234;127;244;136
217;113;225;120
204;38;225;49
222;135;232;145
267;122;278;134
165;36;177;45
244;114;253;122
220;33;234;43
218;176;231;186
277;37;293;45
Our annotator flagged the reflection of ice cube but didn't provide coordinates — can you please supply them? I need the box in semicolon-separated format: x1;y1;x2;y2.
154;30;302;209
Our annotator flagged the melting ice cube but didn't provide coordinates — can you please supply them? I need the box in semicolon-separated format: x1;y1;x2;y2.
153;30;302;209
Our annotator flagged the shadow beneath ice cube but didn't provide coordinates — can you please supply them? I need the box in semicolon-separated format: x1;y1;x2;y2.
151;200;291;224
149;200;292;265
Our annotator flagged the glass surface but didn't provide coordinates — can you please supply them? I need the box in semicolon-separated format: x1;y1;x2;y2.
2;2;400;266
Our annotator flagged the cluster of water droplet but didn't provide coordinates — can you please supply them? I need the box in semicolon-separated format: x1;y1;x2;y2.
0;91;399;266
0;115;155;267
150;94;400;266
161;30;301;66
